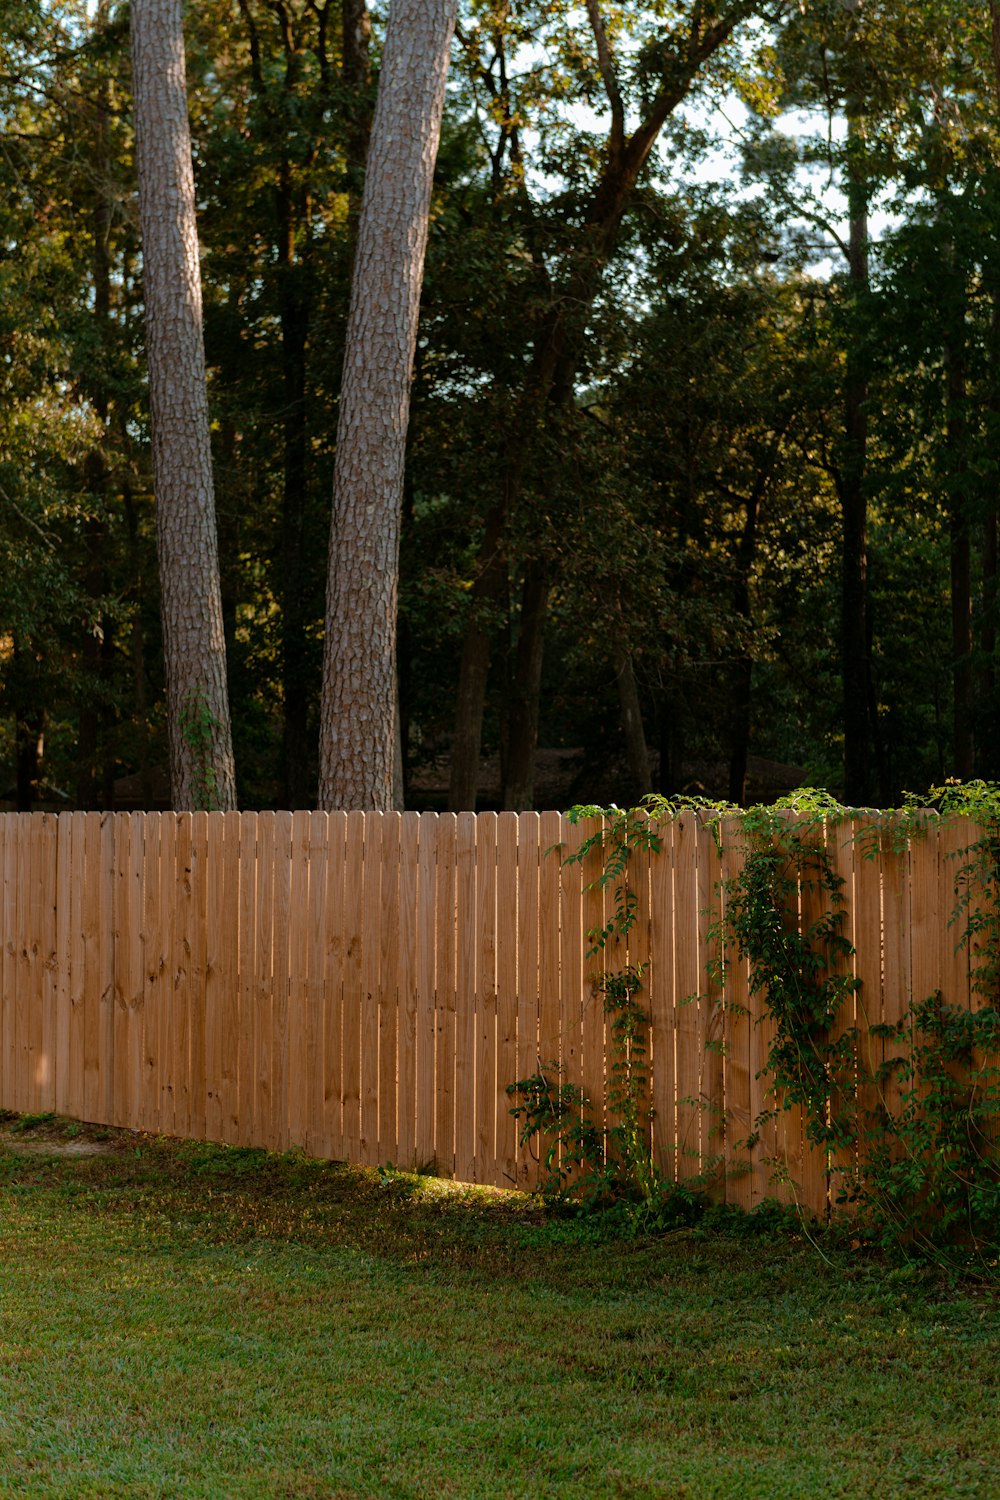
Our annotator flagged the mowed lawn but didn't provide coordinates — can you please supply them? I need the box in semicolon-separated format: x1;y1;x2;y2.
0;1116;997;1500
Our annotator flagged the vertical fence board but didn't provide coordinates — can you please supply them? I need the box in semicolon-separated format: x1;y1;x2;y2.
879;819;914;1142
303;810;329;1156
204;812;227;1145
454;812;478;1185
698;815;724;1189
0;819;11;1112
853;819;884;1183
341;811;365;1165
253;811;276;1150
187;813;209;1143
237;812;257;1147
559;814;584;1192
796;815;830;1219
377;813;401;1165
155;815;176;1135
171;814;194;1141
396;812;420;1170
474;812;498;1183
495;812;520;1188
514;813;539;1190
939;817;972;1012
536;811;563;1179
827;817;859;1209
719;817;752;1209
359;812;383;1165
98;813;115;1124
269;812;293;1151
673;811;701;1181
37;815;58;1113
321;812;347;1160
414;812;438;1172
286;810;312;1152
220;811;243;1144
140;813;162;1135
65;814;87;1121
578;817;609;1180
112;816;131;1128
16;816;33;1113
434;813;458;1177
54;815;71;1115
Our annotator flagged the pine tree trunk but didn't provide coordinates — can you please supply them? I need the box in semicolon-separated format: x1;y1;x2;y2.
319;0;457;811
841;103;871;805
613;643;651;804
946;331;973;779
130;0;237;811
502;565;549;811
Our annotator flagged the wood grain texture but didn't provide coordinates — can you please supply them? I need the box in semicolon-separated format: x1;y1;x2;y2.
319;0;458;810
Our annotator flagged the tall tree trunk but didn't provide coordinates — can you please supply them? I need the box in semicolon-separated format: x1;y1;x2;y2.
277;171;312;809
502;564;549;810
840;102;871;805
983;285;1000;734
319;0;457;810
78;4;113;811
613;643;651;804
16;709;44;813
130;0;237;811
946;329;973;779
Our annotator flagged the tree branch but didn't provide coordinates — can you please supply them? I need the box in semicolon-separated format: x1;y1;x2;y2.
584;0;625;167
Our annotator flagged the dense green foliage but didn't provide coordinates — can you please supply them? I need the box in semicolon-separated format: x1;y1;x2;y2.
2;2;1000;808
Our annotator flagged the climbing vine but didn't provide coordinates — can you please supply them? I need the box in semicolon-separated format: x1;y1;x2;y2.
508;785;1000;1266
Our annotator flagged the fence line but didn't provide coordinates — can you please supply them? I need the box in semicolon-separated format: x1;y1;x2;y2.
0;809;986;1212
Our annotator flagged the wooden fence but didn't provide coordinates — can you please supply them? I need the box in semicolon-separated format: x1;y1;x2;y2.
0;809;989;1213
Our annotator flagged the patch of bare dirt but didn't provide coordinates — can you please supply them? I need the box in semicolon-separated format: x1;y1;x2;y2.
0;1126;116;1158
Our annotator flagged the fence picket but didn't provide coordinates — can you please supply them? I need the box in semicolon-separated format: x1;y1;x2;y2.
269;812;293;1151
359;811;383;1165
320;811;347;1160
495;811;520;1188
673;811;701;1182
237;812;257;1147
377;812;401;1165
414;812;438;1172
341;811;365;1164
719;817;752;1208
474;811;498;1184
514;813;539;1190
205;811;227;1145
434;813;458;1177
536;811;563;1180
397;811;420;1170
454;812;478;1185
304;810;329;1156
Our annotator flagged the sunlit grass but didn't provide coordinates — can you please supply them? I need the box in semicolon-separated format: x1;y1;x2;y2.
0;1115;998;1498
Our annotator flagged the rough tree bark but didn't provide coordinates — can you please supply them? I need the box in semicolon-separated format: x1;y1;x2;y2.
318;0;457;810
840;100;872;805
130;0;237;810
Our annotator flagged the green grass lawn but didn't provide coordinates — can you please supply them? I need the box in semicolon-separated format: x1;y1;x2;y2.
0;1114;997;1499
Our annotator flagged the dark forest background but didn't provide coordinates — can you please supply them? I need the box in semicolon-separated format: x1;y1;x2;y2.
1;0;997;812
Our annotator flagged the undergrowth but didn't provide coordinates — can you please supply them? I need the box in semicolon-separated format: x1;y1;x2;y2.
509;783;1000;1276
